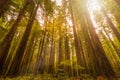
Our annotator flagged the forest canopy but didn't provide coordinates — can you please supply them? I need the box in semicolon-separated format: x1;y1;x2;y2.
0;0;120;80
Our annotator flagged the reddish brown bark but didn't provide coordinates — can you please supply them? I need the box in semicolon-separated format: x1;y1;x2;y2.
6;4;38;76
0;2;28;74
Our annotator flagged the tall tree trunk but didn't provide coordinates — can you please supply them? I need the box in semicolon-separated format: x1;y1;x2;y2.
34;15;47;74
48;21;55;74
102;25;120;58
58;25;63;65
99;30;120;73
0;0;10;17
1;32;21;76
64;27;72;76
69;0;84;75
97;0;120;42
103;11;120;42
78;10;101;77
38;37;49;74
25;38;37;74
84;7;116;78
6;4;39;76
0;2;28;74
100;30;120;65
19;33;36;75
33;33;44;74
114;0;120;6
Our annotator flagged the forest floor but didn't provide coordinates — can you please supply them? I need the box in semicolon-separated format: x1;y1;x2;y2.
0;74;120;80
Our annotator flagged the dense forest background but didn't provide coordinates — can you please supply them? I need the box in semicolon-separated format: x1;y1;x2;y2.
0;0;120;80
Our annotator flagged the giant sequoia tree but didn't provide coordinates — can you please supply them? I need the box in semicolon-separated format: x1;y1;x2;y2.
0;0;120;79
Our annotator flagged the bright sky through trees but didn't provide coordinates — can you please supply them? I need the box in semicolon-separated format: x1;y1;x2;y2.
52;0;62;6
87;0;101;11
87;0;101;33
87;0;114;39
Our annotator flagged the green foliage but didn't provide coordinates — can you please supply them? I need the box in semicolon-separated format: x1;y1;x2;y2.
11;0;25;9
55;68;69;79
1;74;118;80
43;0;55;15
60;60;72;66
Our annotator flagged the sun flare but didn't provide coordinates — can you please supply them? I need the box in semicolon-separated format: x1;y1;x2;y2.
87;0;102;33
87;0;101;12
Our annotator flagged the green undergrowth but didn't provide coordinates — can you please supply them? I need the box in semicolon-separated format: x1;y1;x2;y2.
0;74;120;80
